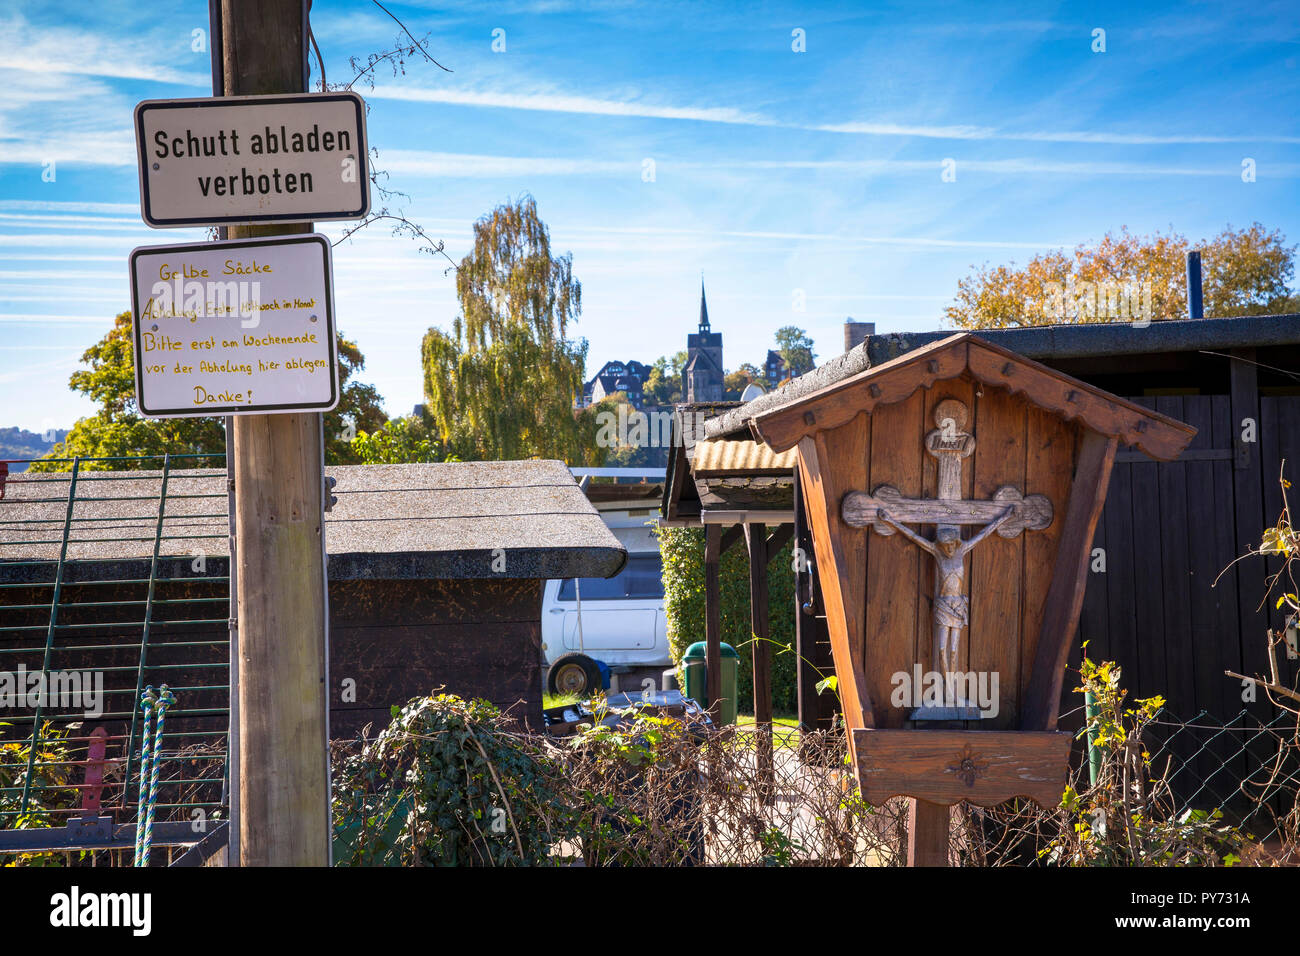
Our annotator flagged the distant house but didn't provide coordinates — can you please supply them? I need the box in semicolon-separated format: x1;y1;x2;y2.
585;359;651;409
764;350;786;387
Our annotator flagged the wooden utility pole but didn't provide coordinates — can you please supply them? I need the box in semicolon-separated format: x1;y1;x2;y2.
220;0;330;866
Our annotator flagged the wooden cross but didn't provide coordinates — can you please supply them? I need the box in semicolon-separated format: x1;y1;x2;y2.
841;399;1053;714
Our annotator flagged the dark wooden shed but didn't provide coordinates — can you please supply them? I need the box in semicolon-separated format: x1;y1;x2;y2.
706;312;1300;821
0;459;625;761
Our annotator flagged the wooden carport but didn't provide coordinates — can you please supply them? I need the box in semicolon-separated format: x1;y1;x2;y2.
661;404;798;737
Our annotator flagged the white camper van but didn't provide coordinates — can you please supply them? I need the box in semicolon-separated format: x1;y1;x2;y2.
542;471;672;696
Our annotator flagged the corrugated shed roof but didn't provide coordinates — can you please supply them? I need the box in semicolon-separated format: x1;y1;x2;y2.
690;438;798;476
0;460;625;581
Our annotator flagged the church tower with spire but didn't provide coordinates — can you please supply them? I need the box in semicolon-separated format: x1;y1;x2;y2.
684;280;724;403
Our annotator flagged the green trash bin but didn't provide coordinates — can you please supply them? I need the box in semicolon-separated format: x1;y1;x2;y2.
681;641;738;726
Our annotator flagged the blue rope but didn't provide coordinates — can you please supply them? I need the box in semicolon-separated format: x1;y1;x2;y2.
139;684;174;867
132;687;156;867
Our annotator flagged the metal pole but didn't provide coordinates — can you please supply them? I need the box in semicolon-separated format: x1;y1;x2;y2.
1186;250;1204;319
1084;687;1102;787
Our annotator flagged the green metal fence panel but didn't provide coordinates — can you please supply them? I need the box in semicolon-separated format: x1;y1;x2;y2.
0;453;231;847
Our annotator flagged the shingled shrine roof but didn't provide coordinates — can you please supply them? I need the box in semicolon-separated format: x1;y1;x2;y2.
748;332;1197;461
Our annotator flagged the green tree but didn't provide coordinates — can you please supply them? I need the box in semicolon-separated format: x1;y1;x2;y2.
591;391;668;469
32;311;386;471
643;352;686;406
421;195;595;462
946;222;1298;329
774;327;816;376
724;362;763;399
351;414;447;464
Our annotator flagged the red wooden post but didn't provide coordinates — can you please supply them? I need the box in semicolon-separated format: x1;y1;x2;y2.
80;727;108;820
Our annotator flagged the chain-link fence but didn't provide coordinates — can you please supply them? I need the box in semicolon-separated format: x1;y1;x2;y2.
1144;708;1299;846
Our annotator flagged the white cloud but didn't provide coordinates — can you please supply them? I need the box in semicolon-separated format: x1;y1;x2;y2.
375;149;1296;182
381;149;634;177
0;13;209;88
368;82;1300;144
368;84;777;127
0;313;116;324
0;200;138;215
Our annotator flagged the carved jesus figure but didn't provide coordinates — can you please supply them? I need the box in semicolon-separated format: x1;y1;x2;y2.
841;398;1054;715
877;507;1013;683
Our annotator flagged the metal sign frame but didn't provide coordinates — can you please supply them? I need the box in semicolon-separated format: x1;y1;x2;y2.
128;233;340;418
134;92;370;228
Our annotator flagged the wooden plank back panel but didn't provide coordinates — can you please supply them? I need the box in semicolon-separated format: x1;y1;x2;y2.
863;391;926;727
1179;396;1235;795
796;414;873;731
1154;396;1202;778
1206;393;1250;810
1129;397;1169;708
968;383;1026;729
1262;396;1300;691
1022;407;1077;724
916;380;977;690
1229;358;1273;791
1099;456;1139;700
1258;396;1300;823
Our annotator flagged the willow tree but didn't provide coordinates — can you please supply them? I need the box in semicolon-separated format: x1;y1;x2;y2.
422;196;597;463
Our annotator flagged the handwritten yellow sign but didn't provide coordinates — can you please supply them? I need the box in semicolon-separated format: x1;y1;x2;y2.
129;235;338;418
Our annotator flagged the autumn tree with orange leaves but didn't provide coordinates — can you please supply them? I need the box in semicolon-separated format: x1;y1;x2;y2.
946;223;1297;329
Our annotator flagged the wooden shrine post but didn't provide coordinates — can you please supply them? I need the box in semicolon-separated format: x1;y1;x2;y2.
749;333;1197;866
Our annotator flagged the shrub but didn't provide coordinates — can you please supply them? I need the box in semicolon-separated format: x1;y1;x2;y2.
330;692;901;867
331;694;574;866
656;525;798;713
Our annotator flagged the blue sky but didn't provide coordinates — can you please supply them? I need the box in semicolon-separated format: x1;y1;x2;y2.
1;0;1297;433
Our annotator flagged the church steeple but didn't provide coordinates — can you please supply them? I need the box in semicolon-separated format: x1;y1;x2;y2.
686;277;723;403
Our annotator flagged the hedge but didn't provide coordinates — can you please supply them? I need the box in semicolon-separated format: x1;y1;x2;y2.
655;525;798;714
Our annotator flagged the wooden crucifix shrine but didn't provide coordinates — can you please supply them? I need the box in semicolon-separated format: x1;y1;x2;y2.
845;397;1053;718
749;333;1196;866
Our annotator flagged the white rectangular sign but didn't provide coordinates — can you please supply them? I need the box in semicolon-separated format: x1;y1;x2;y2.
134;93;370;228
129;235;339;418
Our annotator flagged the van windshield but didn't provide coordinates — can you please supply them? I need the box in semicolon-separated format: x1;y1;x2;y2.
557;554;664;601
